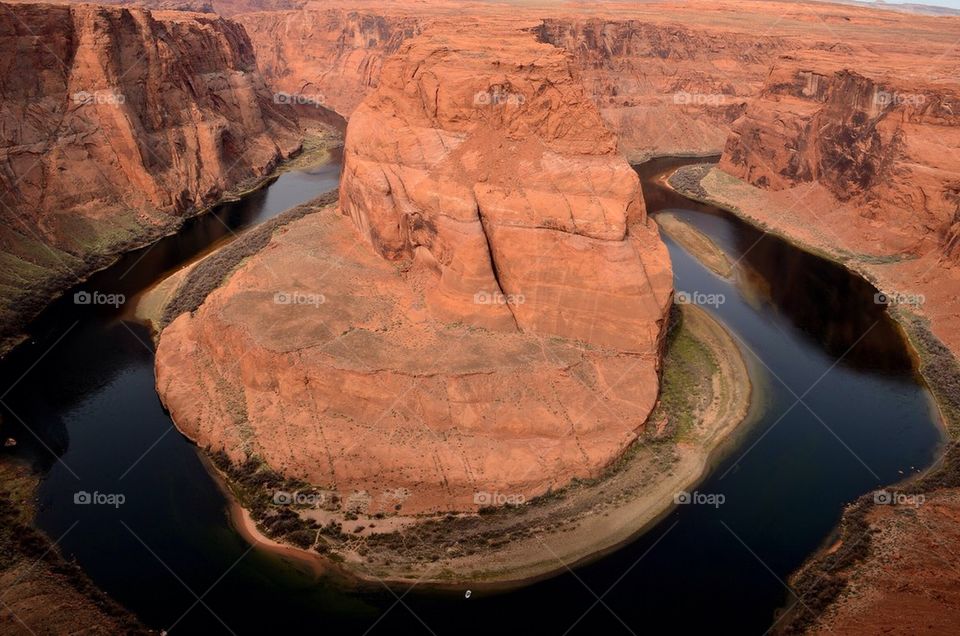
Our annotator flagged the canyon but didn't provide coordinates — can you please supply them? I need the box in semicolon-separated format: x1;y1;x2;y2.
0;0;959;633
668;44;960;635
0;1;302;354
154;22;674;516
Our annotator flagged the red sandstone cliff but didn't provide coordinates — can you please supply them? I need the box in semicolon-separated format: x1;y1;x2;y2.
720;55;960;262
0;1;301;352
236;8;421;117
155;23;673;515
533;18;791;162
701;51;960;635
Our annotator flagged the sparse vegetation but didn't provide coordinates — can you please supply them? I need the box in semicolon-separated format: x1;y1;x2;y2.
160;191;339;327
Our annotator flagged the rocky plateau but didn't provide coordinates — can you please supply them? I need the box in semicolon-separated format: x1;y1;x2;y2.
155;22;673;515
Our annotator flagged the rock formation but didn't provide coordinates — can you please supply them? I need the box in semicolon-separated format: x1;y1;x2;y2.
156;23;673;514
720;54;960;262
236;8;422;117
0;1;301;352
532;18;790;162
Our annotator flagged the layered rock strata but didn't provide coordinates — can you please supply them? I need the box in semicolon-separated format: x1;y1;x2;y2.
0;1;301;352
156;24;673;514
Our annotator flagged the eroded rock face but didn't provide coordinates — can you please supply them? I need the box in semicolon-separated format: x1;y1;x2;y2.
0;2;301;350
156;24;673;514
719;55;960;261
340;26;672;352
533;18;790;162
237;9;422;117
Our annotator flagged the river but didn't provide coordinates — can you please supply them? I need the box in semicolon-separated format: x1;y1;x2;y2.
0;152;943;634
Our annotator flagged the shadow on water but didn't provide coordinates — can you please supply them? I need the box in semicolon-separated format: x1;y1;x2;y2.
0;152;944;634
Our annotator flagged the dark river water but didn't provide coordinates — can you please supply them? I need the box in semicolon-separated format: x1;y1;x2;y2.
0;153;944;634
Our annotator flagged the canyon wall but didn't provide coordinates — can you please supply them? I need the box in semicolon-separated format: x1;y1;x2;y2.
235;8;787;161
719;54;960;261
156;23;673;515
0;1;301;352
236;9;422;117
533;18;791;162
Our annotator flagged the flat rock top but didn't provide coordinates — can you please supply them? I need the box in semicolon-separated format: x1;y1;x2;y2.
215;209;583;375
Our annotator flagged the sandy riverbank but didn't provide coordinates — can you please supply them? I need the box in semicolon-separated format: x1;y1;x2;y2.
655;212;735;279
200;302;754;589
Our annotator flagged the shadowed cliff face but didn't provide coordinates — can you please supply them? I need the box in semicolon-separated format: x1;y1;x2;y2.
720;56;960;262
155;24;673;514
0;1;301;351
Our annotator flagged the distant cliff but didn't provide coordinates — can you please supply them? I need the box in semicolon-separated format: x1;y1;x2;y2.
720;54;960;262
533;18;794;161
237;9;422;117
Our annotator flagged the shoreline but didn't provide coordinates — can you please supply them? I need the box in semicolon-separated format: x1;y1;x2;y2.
197;303;755;590
0;128;342;360
655;212;735;279
0;460;148;633
665;164;957;442
666;162;960;634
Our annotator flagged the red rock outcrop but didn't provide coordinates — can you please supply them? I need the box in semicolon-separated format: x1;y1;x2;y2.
156;23;673;515
533;18;790;162
720;54;960;261
340;25;671;351
0;1;301;352
236;8;422;117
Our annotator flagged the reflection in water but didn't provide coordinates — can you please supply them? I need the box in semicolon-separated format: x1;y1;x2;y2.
0;153;944;634
637;156;912;371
